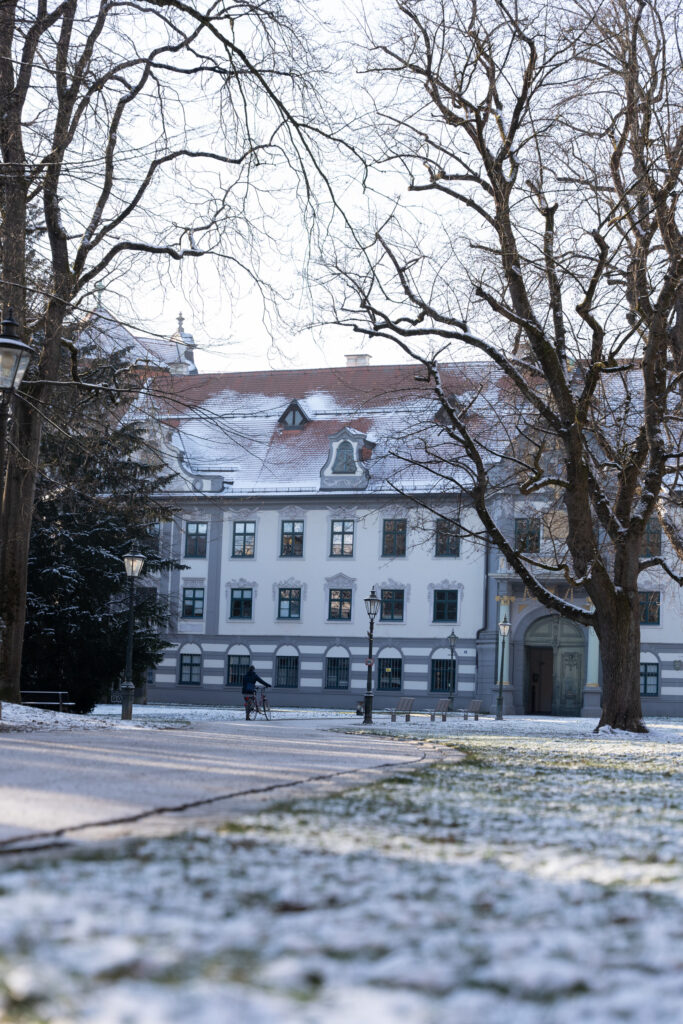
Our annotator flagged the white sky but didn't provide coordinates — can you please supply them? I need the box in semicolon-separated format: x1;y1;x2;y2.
94;0;417;375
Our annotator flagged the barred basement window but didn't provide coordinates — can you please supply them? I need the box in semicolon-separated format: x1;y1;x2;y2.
378;657;402;691
431;659;456;692
276;656;299;687
325;657;349;689
179;653;201;685
640;663;659;696
227;655;249;688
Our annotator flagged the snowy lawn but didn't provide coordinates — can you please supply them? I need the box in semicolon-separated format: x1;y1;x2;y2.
0;716;682;1023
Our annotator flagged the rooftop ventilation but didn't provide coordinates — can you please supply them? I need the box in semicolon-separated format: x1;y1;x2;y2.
345;353;371;367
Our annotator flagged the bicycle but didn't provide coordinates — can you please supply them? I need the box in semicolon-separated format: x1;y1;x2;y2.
246;685;272;720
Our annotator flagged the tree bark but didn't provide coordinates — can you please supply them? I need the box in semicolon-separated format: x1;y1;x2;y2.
594;593;646;733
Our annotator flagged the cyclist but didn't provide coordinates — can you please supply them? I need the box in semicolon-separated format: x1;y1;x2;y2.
241;664;271;719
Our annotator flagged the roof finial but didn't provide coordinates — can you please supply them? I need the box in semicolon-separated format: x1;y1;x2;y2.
94;281;105;308
177;312;185;333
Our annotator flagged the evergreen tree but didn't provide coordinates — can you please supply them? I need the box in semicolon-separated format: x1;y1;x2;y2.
21;356;177;714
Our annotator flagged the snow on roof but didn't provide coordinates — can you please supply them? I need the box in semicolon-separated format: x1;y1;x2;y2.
144;362;508;495
78;307;198;375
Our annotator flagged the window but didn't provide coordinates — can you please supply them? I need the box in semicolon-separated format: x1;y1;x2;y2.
325;657;350;689
276;655;299;687
230;587;253;619
642;519;662;557
380;589;404;621
328;589;352;620
639;591;660;625
435;519;460;557
331;519;354;557
233;521;255;558
331;440;356;474
182;587;204;618
179;653;201;685
433;589;458;622
227;655;249;688
431;658;456;692
378;657;402;691
640;663;659;696
278;587;301;619
382;519;406;557
281;520;304;557
185;522;208;558
281;404;306;429
514;517;540;553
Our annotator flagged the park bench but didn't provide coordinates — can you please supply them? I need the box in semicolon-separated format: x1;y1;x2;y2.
462;699;482;720
426;698;450;722
21;690;75;712
388;696;415;722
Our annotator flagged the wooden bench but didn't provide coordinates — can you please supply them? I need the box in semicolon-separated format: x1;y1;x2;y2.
388;696;415;722
462;699;482;720
426;698;450;722
21;690;75;712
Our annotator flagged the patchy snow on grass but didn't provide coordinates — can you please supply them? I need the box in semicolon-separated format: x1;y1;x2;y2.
0;717;682;1023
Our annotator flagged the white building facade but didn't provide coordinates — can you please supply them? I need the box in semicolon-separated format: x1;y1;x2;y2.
143;357;683;716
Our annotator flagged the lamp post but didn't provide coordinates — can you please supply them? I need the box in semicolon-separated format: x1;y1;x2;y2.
496;615;510;721
363;586;380;724
0;308;32;392
447;629;457;710
121;550;145;721
0;309;31;722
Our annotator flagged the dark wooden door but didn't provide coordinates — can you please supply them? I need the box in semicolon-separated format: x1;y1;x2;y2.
527;647;554;714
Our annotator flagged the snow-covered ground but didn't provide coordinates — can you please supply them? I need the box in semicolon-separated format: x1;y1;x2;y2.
1;710;682;1023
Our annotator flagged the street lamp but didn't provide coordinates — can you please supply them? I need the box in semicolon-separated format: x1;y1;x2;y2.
496;615;510;721
363;586;381;724
447;629;457;710
121;549;145;721
0;309;32;392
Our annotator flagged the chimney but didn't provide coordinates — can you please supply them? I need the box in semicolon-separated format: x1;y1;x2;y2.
345;353;371;367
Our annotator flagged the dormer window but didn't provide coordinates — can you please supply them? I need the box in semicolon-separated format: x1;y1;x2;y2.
331;440;356;474
280;402;308;429
320;427;370;491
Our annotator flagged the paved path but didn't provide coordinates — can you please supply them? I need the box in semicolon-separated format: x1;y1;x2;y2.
0;717;430;850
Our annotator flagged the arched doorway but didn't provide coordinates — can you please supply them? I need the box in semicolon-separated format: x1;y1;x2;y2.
524;616;584;716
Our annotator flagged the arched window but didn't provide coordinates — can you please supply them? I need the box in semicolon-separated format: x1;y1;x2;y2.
331;440;356;474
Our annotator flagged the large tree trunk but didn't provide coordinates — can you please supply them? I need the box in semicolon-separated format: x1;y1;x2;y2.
0;398;43;702
594;593;645;733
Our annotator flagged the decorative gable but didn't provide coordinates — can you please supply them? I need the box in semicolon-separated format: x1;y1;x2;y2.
320;427;370;490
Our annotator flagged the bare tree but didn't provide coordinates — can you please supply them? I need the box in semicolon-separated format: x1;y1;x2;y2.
0;0;336;702
330;0;683;731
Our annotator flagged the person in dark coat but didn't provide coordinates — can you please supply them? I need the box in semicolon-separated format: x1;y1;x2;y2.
241;665;271;719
